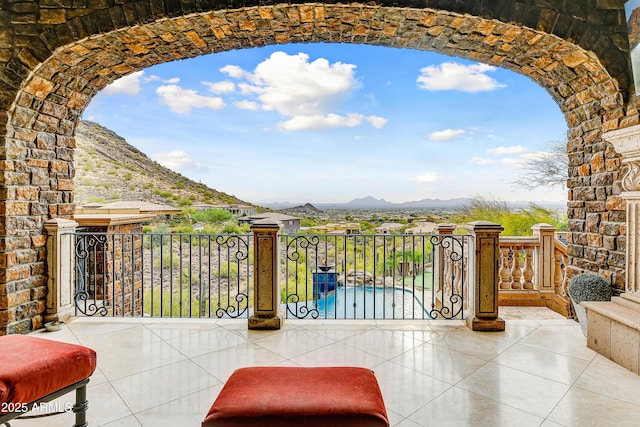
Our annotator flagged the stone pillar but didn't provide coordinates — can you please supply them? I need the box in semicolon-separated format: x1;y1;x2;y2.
465;221;505;331
604;126;640;299
532;223;557;292
249;219;284;330
44;218;78;323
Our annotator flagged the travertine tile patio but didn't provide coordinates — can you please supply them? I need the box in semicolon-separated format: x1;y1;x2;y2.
11;307;640;427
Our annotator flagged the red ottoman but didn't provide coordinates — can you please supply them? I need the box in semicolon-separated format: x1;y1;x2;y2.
202;366;389;427
0;335;97;427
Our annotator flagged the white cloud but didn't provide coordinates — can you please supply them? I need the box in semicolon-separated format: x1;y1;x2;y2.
367;116;388;129
471;157;494;165
205;81;236;94
411;172;441;183
235;100;260;110
249;52;357;116
220;65;247;79
429;129;465;141
520;151;552;160
417;62;506;92
277;113;364;131
501;157;526;169
488;145;528;155
163;77;180;84
151;150;206;172
221;52;385;132
103;71;144;95
156;85;225;114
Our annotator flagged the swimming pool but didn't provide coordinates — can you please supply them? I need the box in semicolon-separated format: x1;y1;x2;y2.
313;285;431;319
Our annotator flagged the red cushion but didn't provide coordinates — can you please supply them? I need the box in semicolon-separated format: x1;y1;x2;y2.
202;367;389;427
0;335;96;410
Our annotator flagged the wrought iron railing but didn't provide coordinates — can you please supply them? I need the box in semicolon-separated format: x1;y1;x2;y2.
282;233;472;320
73;232;252;318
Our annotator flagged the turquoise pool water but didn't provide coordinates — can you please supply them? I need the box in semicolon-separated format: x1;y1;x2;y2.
314;286;430;319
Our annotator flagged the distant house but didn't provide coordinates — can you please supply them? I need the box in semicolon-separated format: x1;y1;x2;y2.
239;212;301;234
321;222;361;235
204;204;256;217
76;201;182;220
405;221;437;235
375;222;405;234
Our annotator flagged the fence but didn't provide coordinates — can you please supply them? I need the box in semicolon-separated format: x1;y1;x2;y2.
43;220;553;329
68;230;471;320
282;233;472;320
73;232;252;318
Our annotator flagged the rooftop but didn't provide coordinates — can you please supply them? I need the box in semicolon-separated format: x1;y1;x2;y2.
15;307;640;427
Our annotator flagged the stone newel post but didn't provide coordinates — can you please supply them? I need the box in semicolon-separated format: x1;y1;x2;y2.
44;218;78;323
465;221;505;331
249;219;284;330
532;223;557;292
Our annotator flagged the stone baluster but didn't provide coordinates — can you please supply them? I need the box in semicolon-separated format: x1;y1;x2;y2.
553;251;565;293
499;247;510;290
522;247;534;290
510;245;522;289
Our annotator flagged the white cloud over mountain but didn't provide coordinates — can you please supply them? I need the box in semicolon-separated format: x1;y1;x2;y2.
151;150;206;172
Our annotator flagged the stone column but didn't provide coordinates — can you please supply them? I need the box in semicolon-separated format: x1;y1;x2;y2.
249;219;284;330
44;218;78;323
465;220;505;331
532;223;557;292
604;125;640;300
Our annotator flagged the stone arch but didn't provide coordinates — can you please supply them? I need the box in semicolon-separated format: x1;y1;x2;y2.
0;1;634;333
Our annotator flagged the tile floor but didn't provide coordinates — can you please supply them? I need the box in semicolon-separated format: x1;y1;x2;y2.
11;307;640;427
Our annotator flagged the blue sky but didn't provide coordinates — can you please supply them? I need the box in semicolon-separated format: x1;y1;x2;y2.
82;43;568;205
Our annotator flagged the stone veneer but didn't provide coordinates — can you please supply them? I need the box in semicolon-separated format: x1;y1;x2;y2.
0;1;637;333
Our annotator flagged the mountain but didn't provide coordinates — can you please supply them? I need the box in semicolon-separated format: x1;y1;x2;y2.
279;203;322;215
262;197;565;210
74;120;249;207
346;196;395;208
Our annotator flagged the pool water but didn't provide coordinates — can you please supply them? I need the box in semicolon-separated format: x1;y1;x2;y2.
314;286;430;319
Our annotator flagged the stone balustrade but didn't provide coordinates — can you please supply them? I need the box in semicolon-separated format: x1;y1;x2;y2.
497;224;571;316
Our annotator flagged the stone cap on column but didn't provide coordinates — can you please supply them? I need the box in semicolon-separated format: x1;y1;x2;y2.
464;220;504;233
531;223;555;231
250;219;282;230
44;218;79;232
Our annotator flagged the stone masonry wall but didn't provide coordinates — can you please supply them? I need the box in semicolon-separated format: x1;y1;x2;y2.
0;1;636;333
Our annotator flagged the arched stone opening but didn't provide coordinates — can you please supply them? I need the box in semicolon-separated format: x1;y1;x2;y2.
0;2;632;333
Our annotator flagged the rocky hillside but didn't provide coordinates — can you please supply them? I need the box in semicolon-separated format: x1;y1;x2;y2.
74;120;249;207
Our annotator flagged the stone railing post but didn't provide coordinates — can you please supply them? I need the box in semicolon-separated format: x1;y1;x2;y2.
532;223;556;292
44;218;78;323
249;219;284;330
465;221;505;331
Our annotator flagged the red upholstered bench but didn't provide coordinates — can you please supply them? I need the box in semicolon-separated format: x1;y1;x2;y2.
0;335;97;427
202;366;389;427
